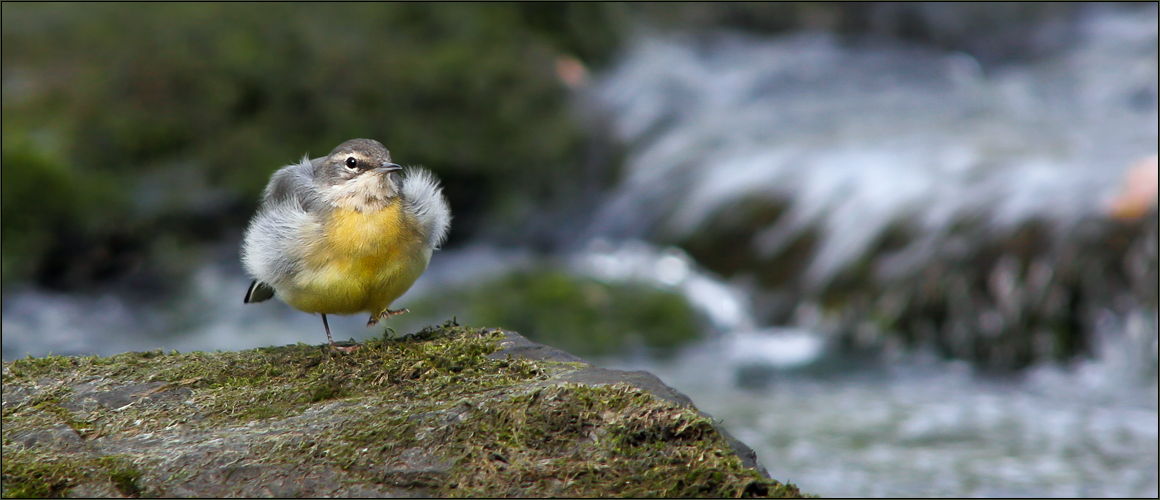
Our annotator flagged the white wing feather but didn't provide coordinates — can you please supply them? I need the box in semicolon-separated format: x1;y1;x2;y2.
401;167;451;249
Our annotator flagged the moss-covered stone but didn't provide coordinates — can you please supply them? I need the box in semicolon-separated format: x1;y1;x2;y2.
2;322;808;498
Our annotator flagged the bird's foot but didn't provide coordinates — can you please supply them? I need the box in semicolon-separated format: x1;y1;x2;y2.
366;308;409;327
329;341;362;353
321;313;361;352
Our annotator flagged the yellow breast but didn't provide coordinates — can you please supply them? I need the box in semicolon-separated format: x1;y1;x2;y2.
282;201;431;315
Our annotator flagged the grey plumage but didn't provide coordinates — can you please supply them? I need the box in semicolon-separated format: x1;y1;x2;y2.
267;155;323;211
241;155;319;296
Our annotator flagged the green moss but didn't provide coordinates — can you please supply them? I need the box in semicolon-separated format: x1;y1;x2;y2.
96;456;142;497
2;322;543;438
1;450;140;499
1;446;87;498
3;323;808;497
435;384;804;498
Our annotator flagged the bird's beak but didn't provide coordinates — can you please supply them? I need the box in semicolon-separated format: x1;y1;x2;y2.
378;162;403;173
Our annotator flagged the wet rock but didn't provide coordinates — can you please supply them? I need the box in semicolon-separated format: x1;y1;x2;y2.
2;325;805;498
688;208;1158;371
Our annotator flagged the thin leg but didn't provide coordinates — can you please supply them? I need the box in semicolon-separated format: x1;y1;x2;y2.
323;313;359;352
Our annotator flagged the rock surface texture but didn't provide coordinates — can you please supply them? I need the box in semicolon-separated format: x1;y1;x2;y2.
2;324;806;498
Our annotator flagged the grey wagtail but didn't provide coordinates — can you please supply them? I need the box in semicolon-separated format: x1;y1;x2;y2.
241;139;451;351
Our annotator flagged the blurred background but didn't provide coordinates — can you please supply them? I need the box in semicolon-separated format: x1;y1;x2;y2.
3;2;1156;496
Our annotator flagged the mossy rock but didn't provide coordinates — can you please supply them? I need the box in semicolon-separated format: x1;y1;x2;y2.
2;322;808;498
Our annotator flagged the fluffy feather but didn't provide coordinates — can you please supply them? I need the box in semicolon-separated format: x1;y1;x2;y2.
401;167;452;249
241;156;322;289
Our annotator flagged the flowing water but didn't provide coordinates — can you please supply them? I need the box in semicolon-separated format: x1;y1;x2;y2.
586;5;1157;495
586;6;1157;288
581;5;1157;496
3;4;1158;497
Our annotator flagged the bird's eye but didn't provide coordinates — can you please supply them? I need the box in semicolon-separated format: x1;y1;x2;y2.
345;157;358;169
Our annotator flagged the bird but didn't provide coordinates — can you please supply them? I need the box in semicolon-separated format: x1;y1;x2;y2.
241;138;450;351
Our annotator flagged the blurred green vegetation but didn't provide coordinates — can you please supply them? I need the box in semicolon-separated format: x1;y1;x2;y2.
402;268;704;357
2;3;628;288
2;2;1078;291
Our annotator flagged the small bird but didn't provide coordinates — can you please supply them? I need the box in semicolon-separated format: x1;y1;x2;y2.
241;139;450;351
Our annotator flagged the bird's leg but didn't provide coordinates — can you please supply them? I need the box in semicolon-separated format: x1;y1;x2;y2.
366;308;409;327
323;313;360;353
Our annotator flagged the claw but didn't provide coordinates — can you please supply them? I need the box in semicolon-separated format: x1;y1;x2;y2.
367;308;409;327
330;342;362;353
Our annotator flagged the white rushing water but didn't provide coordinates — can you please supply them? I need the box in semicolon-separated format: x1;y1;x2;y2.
582;4;1158;496
587;4;1157;288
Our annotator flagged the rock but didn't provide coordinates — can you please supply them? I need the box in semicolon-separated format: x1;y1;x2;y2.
680;204;1158;371
1;323;806;498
